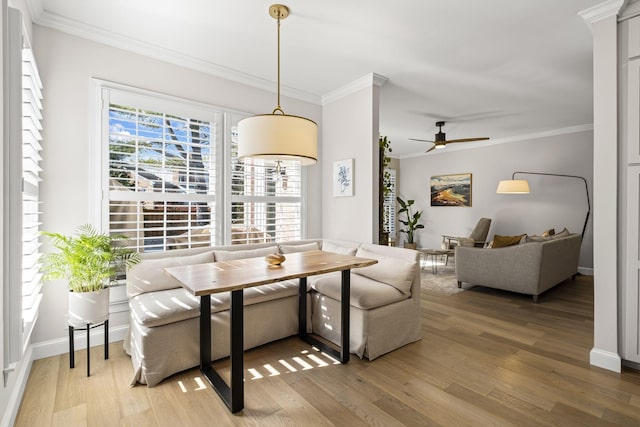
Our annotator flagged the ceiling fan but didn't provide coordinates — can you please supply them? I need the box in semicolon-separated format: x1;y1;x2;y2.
410;121;489;153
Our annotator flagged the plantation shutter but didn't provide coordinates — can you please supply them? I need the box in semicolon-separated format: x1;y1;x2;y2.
384;168;396;237
228;115;303;244
105;89;220;252
21;48;44;346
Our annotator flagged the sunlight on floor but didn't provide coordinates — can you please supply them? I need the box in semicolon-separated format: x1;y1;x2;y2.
178;346;341;392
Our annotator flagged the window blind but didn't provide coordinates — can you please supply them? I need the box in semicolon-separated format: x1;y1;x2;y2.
106;93;218;252
229;119;302;244
383;168;396;236
21;48;44;346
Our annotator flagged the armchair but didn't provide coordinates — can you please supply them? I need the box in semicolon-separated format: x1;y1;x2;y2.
442;217;492;250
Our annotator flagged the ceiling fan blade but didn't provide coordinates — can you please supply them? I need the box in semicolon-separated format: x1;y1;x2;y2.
409;138;435;143
444;137;490;143
425;145;437;153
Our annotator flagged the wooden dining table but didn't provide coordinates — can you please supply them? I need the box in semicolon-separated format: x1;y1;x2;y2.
164;249;377;413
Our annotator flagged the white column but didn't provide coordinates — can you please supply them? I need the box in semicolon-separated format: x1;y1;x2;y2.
580;0;624;372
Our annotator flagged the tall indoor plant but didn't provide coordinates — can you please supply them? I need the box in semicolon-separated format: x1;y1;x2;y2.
397;197;424;249
42;224;140;326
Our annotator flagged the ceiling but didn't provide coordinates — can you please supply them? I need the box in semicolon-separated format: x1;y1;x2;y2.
27;0;603;157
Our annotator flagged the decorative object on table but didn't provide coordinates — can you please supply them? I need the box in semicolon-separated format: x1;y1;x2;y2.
410;121;489;153
442;217;492;250
333;158;354;197
237;4;317;167
379;135;393;245
397;197;424;249
496;171;590;241
265;253;286;267
42;224;140;326
430;173;472;207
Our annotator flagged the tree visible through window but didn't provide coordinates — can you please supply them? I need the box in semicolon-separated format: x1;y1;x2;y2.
100;85;306;251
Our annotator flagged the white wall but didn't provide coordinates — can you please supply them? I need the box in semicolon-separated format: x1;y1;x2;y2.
31;25;323;345
322;84;379;243
397;130;594;270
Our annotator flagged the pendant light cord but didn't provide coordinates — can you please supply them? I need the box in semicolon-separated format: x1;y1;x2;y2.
273;14;284;115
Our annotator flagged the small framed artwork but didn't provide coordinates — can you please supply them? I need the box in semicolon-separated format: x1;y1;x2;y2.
333;159;354;197
430;173;472;207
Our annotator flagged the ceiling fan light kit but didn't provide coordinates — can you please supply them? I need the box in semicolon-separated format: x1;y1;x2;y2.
410;121;489;153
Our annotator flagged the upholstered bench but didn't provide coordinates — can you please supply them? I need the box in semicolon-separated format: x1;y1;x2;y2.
124;239;421;386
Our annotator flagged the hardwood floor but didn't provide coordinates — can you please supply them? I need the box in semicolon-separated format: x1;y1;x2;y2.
15;275;640;426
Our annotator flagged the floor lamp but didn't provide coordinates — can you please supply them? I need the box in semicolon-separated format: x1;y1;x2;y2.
496;171;591;241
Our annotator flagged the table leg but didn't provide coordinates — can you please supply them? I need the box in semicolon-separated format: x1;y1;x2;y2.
298;270;350;364
298;277;307;338
340;269;350;364
199;292;245;414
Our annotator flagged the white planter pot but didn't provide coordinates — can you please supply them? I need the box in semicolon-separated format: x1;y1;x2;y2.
68;287;110;327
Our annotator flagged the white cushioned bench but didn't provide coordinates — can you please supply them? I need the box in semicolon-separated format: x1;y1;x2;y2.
124;239;421;386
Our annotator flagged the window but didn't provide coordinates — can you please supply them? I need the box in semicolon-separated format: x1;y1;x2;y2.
383;168;396;237
98;84;306;251
103;88;221;252
3;8;43;376
227;115;303;244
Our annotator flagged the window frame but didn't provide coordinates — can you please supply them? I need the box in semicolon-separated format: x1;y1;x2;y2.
92;80;308;249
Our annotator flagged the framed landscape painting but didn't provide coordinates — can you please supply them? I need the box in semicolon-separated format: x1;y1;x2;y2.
430;173;472;207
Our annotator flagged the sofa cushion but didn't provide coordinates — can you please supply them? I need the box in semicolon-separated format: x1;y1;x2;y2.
126;251;214;298
279;242;319;254
492;234;526;248
321;240;358;256
352;247;416;294
214;245;279;261
310;272;408;309
526;235;551;243
130;279;300;328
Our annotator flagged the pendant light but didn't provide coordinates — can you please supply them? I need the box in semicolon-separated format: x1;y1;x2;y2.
238;4;318;165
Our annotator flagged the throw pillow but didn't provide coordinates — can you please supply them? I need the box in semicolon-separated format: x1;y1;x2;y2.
492;234;526;249
541;228;555;237
279;242;319;254
353;247;416;294
214;246;279;261
126;251;214;298
526;235;552;243
551;228;570;239
321;240;358;256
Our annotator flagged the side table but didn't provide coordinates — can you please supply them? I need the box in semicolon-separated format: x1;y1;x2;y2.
68;319;109;377
418;249;454;274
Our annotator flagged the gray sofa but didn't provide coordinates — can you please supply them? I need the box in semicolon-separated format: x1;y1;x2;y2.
455;233;581;302
123;239;421;386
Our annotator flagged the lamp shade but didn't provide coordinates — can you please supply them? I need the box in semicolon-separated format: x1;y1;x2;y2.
238;113;318;165
496;179;530;194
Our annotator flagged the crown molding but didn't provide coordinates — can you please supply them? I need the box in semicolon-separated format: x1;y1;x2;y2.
579;0;625;27
321;72;388;105
30;9;323;105
397;123;594;159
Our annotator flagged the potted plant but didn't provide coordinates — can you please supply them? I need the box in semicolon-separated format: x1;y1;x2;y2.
42;224;140;327
397;197;424;249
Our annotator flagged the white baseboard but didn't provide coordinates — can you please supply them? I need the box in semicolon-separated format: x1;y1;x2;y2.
32;324;129;360
590;348;622;372
578;266;594;275
1;346;34;427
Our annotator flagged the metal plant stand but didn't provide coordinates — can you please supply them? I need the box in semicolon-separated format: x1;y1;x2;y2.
68;319;109;377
